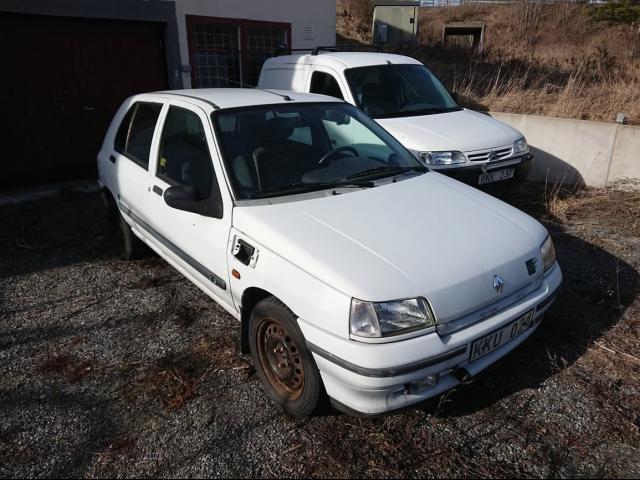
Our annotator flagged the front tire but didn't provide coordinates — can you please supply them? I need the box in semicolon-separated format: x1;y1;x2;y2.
248;297;324;416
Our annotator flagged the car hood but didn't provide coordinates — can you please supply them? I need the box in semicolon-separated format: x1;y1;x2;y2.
233;173;548;324
377;109;523;153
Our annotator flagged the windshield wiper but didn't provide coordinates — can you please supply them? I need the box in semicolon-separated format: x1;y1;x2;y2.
248;180;373;199
408;106;462;115
375;106;461;119
345;165;426;181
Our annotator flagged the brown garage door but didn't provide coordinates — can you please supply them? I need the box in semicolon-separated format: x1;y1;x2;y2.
0;13;169;189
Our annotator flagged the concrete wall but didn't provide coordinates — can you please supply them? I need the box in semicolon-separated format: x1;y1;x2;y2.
491;112;640;187
174;0;336;88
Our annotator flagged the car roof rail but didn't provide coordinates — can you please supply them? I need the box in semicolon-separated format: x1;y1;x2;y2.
187;76;294;102
274;44;383;57
311;44;383;56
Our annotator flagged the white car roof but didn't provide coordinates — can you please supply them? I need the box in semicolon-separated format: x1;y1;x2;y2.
149;88;343;110
265;51;423;70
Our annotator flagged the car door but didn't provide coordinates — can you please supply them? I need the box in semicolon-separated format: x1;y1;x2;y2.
112;101;163;241
143;100;236;313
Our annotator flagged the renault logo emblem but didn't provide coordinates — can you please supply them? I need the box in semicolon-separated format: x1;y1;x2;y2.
493;275;504;294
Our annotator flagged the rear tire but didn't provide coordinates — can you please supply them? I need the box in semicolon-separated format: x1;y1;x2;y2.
102;190;149;261
120;214;150;261
248;296;324;416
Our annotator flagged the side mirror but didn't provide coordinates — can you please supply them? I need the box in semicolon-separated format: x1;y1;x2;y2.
164;185;223;218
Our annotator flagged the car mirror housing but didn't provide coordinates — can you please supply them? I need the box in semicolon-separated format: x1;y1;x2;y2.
164;185;223;218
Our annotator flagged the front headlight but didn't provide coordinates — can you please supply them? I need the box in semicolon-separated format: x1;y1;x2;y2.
350;297;436;338
541;235;557;273
514;137;528;154
419;151;466;166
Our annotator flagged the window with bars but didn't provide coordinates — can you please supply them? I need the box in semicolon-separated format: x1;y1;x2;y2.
187;16;290;88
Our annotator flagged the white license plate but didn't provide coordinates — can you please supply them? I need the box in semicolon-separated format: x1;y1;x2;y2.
478;168;515;185
469;310;537;362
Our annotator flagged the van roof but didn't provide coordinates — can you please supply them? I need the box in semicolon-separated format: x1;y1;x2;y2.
265;51;423;70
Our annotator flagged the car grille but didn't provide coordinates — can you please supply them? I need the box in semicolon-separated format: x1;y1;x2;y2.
466;145;513;162
436;278;543;336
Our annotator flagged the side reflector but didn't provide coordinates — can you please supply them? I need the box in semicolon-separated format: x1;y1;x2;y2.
232;269;241;279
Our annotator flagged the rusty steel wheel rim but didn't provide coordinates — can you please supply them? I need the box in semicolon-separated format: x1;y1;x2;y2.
256;318;305;400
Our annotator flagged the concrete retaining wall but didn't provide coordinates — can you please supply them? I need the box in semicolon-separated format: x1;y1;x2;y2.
490;112;640;187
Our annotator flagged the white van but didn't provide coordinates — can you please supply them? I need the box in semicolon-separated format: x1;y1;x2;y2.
258;48;533;186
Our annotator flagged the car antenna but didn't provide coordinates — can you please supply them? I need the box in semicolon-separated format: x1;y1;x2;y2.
205;76;293;101
259;89;293;101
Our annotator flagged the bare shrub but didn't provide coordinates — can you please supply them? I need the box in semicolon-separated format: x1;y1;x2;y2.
549;3;595;44
337;0;374;44
349;0;374;27
510;0;544;57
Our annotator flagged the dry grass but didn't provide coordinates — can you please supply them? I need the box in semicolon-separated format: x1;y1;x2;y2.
542;180;640;237
450;55;640;123
337;0;374;44
94;438;136;466
38;354;93;383
337;1;640;123
123;334;250;411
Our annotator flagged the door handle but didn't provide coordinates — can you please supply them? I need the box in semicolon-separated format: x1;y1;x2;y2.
152;185;163;196
109;155;116;164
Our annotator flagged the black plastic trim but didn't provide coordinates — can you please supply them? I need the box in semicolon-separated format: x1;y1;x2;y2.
306;342;467;378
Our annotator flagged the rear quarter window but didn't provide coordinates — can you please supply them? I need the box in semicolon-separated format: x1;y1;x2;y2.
114;102;163;169
259;66;308;91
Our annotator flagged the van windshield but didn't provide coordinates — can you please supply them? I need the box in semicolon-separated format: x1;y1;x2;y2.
345;64;461;119
212;102;426;200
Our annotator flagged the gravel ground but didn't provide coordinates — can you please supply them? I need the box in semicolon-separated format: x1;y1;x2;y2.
0;184;639;478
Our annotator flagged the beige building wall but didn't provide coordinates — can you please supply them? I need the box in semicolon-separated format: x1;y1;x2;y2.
174;0;337;88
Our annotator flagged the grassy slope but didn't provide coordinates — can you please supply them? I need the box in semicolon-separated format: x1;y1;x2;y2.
337;0;640;123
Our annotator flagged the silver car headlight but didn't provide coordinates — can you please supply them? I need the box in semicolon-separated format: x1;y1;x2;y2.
541;235;557;273
350;297;436;338
419;151;466;166
514;137;528;154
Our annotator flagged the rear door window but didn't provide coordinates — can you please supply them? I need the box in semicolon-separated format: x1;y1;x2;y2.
114;102;162;169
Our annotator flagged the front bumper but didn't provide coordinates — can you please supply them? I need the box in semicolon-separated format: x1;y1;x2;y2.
299;262;562;415
433;153;534;186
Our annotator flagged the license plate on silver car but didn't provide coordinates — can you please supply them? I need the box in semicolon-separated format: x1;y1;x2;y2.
478;168;515;185
469;310;536;362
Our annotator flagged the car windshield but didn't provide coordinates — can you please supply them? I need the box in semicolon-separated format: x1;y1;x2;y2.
212;102;426;200
345;64;461;119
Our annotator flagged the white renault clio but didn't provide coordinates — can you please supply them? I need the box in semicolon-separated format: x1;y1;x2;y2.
259;49;533;187
98;88;561;416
